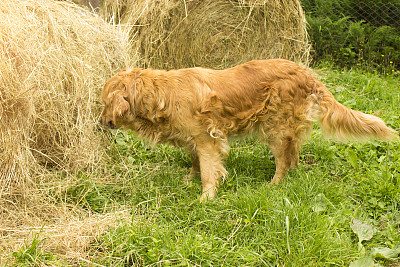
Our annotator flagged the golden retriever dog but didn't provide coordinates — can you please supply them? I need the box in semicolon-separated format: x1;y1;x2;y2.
100;59;398;201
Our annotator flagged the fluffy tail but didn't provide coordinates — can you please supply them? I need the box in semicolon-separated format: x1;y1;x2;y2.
316;86;398;142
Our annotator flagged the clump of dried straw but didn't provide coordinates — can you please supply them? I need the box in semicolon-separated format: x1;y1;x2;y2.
0;0;133;226
1;210;131;265
103;0;310;69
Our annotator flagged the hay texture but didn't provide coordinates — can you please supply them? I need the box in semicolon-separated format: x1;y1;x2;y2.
103;0;310;69
0;0;132;216
0;210;131;265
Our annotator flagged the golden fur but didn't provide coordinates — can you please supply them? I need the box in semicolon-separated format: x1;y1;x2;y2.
100;59;398;201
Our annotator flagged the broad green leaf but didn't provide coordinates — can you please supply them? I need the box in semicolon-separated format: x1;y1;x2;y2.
312;193;328;212
116;138;127;146
350;218;374;243
349;255;375;267
346;149;359;168
371;243;400;260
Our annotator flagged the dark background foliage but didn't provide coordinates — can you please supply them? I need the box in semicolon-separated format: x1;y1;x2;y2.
303;0;400;73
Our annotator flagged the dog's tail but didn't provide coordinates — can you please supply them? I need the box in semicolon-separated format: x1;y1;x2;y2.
315;85;398;142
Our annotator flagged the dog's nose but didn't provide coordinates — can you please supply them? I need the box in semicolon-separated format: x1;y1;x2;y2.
98;117;114;130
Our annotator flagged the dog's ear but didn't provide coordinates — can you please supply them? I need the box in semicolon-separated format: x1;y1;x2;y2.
113;92;130;117
122;68;142;93
121;68;142;107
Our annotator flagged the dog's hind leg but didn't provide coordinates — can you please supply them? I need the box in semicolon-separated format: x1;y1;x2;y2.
195;138;229;202
268;133;300;184
265;103;315;184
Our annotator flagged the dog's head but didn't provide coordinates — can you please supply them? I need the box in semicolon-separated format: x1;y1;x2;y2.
100;68;141;129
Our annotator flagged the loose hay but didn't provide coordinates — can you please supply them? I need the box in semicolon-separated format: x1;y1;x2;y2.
0;0;133;231
0;210;131;265
103;0;311;69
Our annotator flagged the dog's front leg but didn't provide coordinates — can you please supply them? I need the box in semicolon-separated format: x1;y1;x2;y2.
188;151;201;179
183;150;201;184
196;142;227;202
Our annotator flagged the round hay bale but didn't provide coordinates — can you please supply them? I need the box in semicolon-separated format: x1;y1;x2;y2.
103;0;310;69
0;0;133;215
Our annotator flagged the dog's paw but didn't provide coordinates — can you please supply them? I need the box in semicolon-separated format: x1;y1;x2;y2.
182;174;195;186
187;169;201;180
199;189;216;203
199;193;211;203
182;169;200;185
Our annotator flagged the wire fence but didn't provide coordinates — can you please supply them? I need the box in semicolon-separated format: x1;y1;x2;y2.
301;0;400;72
302;0;400;28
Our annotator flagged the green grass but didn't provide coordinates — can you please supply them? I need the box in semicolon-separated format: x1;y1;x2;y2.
15;66;400;266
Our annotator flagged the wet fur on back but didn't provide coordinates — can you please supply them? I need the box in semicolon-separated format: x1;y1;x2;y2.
100;59;398;201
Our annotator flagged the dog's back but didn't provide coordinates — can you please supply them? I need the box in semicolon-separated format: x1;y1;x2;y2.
192;59;398;142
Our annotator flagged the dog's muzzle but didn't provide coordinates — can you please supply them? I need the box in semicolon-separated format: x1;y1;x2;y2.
99;118;115;129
